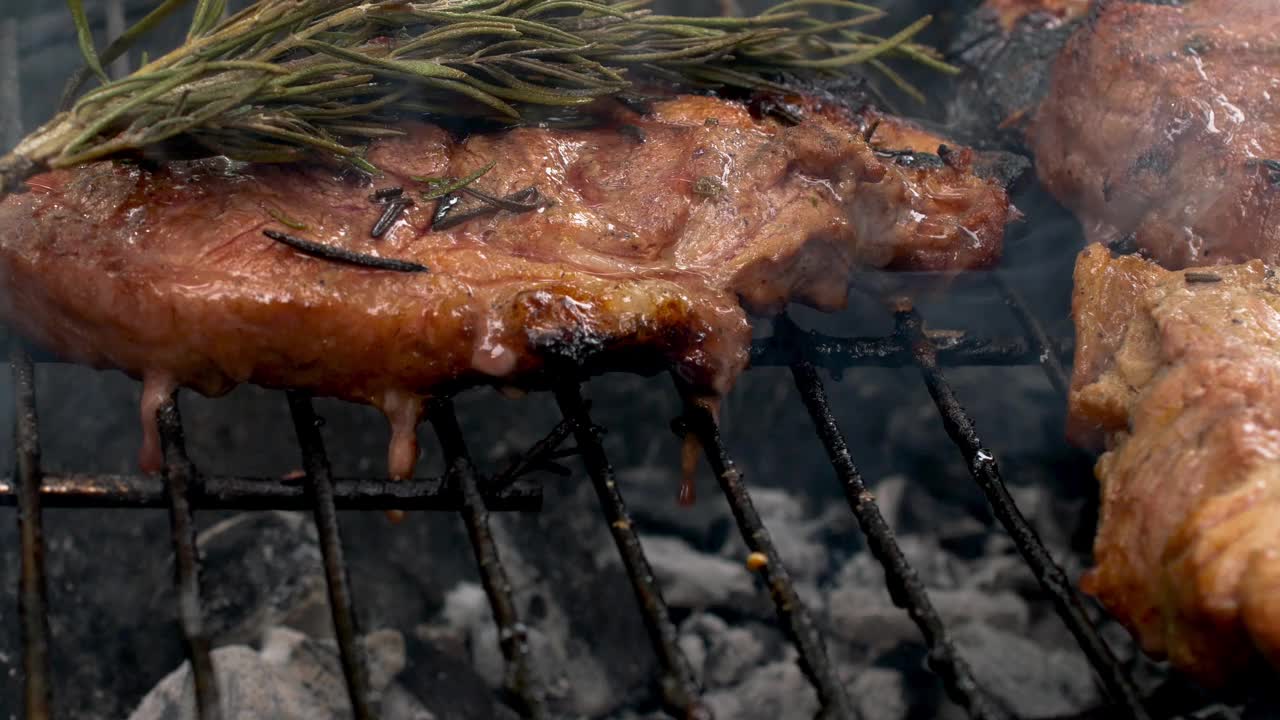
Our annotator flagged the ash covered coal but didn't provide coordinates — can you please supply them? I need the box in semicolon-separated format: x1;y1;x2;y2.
0;353;1170;719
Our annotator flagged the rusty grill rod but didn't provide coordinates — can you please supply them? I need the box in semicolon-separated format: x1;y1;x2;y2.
791;359;1011;720
0;473;541;510
286;392;374;720
156;397;223;720
897;308;1150;720
428;399;549;719
554;381;710;719
679;389;856;719
10;347;51;720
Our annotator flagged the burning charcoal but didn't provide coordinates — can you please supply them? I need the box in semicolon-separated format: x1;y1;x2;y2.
850;668;908;720
951;623;1101;717
422;477;658;717
703;657;820;720
196;512;329;645
129;628;421;720
827;536;1030;660
642;536;760;612
700;620;770;689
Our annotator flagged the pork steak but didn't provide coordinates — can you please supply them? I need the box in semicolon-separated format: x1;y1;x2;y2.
1032;0;1280;267
1070;244;1280;684
0;92;1012;479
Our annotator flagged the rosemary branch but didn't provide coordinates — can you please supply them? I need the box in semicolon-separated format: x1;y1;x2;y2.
0;0;956;196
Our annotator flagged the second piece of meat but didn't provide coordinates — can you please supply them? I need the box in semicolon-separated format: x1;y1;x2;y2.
1031;0;1280;267
1070;244;1280;685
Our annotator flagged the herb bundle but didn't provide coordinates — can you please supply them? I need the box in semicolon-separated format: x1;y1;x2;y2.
0;0;955;196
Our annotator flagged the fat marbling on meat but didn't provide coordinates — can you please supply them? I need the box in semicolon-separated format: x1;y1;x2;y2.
0;93;1012;480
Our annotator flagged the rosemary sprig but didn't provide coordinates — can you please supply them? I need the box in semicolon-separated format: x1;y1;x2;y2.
0;0;954;198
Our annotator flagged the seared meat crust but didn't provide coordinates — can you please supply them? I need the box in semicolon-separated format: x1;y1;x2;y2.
0;93;1011;478
1070;244;1280;684
1032;0;1280;267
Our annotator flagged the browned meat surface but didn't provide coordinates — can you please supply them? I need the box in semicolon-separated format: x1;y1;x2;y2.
984;0;1089;32
0;93;1011;479
1069;244;1280;684
1032;0;1280;268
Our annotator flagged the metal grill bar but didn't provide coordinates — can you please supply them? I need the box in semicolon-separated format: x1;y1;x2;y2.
554;381;710;720
286;392;374;720
679;391;855;719
491;419;574;490
428;399;549;719
0;473;541;510
155;397;222;720
10;347;51;720
790;360;1010;720
991;274;1070;396
751;324;1057;370
896;307;1150;720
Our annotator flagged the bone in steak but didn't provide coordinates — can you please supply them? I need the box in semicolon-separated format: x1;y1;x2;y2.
0;93;1011;480
1031;0;1280;267
1069;243;1280;684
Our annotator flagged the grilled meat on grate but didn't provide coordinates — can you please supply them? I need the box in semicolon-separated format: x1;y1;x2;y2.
0;92;1012;481
1031;0;1280;267
1069;243;1280;684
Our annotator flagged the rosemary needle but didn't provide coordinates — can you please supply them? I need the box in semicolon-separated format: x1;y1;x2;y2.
263;229;427;273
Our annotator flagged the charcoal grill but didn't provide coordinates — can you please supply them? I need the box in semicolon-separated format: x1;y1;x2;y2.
3;264;1166;720
0;4;1188;719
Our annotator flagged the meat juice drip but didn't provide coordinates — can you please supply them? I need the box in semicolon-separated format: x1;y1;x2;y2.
470;309;519;379
678;395;721;506
138;374;177;474
379;389;424;481
679;432;701;506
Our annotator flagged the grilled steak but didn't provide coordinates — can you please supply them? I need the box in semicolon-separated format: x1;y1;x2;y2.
0;93;1011;480
1069;244;1280;684
1032;0;1280;267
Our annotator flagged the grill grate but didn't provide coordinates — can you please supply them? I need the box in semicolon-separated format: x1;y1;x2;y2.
1;278;1161;720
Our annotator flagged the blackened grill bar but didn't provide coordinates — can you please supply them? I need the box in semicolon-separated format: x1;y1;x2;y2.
553;380;710;720
0;473;543;510
286;391;375;720
680;392;857;718
750;324;1065;371
897;307;1151;720
428;398;550;719
156;397;222;720
790;359;1010;720
10;346;51;720
992;273;1072;396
